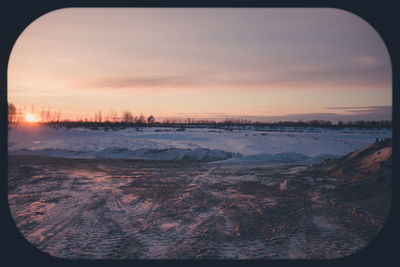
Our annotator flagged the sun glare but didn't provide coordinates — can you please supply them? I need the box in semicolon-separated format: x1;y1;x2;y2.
25;114;37;123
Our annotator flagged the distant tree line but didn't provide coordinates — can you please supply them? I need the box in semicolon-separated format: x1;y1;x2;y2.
254;120;392;129
8;102;62;123
8;103;17;123
43;118;392;131
7;102;392;130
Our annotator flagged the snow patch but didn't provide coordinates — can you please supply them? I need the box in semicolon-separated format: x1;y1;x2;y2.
8;125;391;163
280;180;288;190
312;215;339;232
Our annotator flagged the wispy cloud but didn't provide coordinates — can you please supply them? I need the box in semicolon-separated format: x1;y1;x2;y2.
86;75;198;89
326;105;391;114
352;56;379;69
81;62;391;91
176;112;227;116
326;105;390;110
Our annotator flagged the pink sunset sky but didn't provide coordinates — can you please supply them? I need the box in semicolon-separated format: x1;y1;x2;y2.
8;8;392;122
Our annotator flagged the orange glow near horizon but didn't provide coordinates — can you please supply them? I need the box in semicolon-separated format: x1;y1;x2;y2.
24;113;38;123
7;8;392;122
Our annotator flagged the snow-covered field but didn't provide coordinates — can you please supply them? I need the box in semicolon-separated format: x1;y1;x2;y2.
8;124;392;259
8;125;392;163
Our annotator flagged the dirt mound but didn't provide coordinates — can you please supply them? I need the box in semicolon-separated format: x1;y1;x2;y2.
312;138;392;182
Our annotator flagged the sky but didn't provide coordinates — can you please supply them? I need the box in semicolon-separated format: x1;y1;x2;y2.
8;8;392;122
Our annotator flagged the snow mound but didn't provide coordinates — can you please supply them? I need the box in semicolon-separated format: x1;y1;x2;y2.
92;147;236;162
310;138;392;182
9;148;84;158
226;152;335;164
10;146;341;164
9;147;236;162
8;125;392;164
242;152;311;163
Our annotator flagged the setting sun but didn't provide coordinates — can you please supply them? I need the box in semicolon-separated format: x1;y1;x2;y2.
24;114;37;123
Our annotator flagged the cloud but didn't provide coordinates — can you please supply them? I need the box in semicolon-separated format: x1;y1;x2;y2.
81;72;240;90
326;105;391;114
86;75;197;89
176;112;227;116
326;105;389;110
81;65;390;92
352;56;379;69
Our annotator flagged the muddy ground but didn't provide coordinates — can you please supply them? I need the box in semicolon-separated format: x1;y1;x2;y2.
8;155;391;259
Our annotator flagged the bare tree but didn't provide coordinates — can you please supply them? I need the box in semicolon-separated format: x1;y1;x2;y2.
147;115;155;124
45;108;51;122
39;109;46;122
98;110;102;122
56;111;62;122
108;110;118;122
16;108;23;123
94;110;103;122
8;103;16;123
104;114;109;122
138;113;146;124
122;111;134;123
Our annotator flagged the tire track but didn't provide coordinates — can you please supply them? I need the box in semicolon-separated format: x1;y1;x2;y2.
8;156;390;259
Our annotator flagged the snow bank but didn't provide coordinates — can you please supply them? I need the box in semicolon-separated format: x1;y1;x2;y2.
8;125;391;163
309;138;392;182
9;147;236;162
8;147;345;164
90;147;236;162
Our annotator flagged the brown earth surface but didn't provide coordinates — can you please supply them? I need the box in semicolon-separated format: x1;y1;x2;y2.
309;138;392;183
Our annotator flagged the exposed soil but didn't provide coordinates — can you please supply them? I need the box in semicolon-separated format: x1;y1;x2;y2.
310;138;392;183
